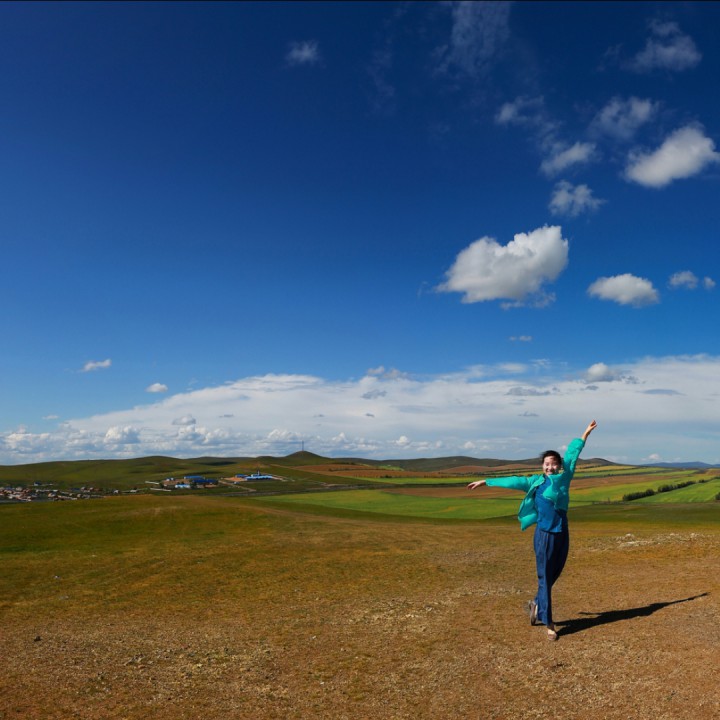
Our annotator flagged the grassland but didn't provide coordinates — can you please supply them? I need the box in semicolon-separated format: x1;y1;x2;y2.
2;492;720;720
0;453;381;495
3;456;720;719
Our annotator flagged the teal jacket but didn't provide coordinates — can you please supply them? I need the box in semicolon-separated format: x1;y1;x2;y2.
485;438;586;531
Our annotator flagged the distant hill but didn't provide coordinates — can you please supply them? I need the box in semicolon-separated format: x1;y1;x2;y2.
644;461;720;469
3;451;714;492
336;455;617;472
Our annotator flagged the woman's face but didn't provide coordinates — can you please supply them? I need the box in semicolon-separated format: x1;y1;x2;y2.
542;455;561;475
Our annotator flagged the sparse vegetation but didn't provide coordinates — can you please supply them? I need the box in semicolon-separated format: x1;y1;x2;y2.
623;488;656;501
1;493;719;719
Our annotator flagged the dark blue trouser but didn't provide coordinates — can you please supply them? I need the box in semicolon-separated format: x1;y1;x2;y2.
533;525;569;626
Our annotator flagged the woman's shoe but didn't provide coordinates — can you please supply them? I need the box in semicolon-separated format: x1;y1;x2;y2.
526;600;539;626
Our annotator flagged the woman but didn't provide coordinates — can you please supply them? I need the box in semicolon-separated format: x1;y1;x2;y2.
468;420;597;641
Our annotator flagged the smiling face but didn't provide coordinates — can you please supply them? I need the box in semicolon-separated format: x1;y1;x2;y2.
542;451;562;475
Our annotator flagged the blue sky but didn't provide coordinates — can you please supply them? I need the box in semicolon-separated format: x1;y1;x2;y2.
2;1;720;465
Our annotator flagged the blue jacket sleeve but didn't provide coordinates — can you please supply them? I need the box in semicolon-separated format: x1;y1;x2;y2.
541;437;586;511
486;475;535;492
562;438;585;475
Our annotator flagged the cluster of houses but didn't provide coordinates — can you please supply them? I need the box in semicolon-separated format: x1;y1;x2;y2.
0;484;116;503
150;472;280;491
150;475;219;490
1;471;284;502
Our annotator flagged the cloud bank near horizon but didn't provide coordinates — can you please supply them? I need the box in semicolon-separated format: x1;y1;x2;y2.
3;355;720;466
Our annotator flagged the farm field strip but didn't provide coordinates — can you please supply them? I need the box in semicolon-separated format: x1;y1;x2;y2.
250;467;720;521
253;489;521;520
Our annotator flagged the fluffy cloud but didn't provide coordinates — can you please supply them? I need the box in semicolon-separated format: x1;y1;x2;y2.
584;362;635;384
669;271;698;290
146;383;168;393
630;21;701;73
4;357;720;464
438;226;569;306
540;142;596;176
104;426;140;444
668;271;716;291
439;0;511;76
587;274;659;307
625;126;720;188
591;97;658;141
82;359;111;372
286;40;321;67
549;181;604;217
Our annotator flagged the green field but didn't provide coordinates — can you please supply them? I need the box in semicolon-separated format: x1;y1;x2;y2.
251;467;720;521
254;489;521;521
634;476;720;503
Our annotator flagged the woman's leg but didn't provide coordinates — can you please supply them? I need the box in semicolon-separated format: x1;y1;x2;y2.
533;527;570;627
533;527;552;626
548;526;569;588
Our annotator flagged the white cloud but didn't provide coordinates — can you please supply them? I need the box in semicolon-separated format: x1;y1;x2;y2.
630;21;701;73
495;96;552;132
669;272;716;291
286;40;321;67
5;358;720;464
104;426;140;445
625;126;720;188
495;96;559;156
439;0;511;77
541;142;596;176
172;415;196;427
82;359;112;372
587;274;660;307
549;181;604;217
591;97;659;141
585;362;623;383
496;97;596;180
438;225;569;306
509;335;532;343
146;383;168;393
669;271;698;290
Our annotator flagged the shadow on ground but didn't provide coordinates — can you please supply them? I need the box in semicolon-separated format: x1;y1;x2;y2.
557;593;709;637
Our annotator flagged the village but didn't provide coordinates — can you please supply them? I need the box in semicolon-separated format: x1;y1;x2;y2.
0;484;116;503
147;471;281;491
0;471;283;503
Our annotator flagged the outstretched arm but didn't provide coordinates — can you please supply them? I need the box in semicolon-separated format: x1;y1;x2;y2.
581;420;597;442
467;479;486;490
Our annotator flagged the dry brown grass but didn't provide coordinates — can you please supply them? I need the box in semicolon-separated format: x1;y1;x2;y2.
2;496;719;719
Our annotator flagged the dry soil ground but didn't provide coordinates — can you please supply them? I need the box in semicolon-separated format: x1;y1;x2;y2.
2;497;719;720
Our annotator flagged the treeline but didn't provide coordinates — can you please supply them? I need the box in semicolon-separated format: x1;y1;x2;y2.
622;478;709;502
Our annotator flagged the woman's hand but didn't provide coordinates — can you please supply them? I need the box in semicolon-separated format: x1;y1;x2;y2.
467;479;486;490
582;420;597;441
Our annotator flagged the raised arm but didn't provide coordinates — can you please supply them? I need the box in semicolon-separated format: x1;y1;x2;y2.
581;420;597;442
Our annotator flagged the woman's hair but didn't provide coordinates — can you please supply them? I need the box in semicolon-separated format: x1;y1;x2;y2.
541;450;562;466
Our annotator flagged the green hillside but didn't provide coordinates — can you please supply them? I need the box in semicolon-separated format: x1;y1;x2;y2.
2;453;719;507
